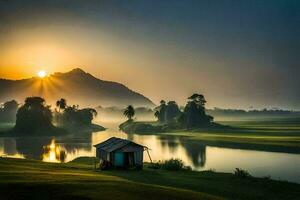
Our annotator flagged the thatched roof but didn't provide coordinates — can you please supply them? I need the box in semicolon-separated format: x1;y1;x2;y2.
93;137;145;152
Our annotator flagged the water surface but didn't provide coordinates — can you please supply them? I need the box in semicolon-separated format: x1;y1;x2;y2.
1;122;300;183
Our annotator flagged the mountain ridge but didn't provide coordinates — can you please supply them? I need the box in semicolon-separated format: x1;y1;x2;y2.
0;68;155;108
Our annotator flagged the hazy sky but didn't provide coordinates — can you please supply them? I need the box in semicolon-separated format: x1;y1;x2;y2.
0;0;299;109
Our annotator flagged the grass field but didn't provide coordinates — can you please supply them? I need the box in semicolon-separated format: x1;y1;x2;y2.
128;118;300;153
0;157;299;200
194;119;300;152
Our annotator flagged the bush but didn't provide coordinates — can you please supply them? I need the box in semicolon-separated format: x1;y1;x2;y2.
207;168;216;173
263;175;271;180
147;159;191;171
148;161;162;169
234;168;252;178
183;165;192;171
161;158;185;171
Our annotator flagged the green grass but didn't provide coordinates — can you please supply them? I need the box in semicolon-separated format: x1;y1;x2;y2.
188;119;300;152
125;118;300;153
0;157;299;200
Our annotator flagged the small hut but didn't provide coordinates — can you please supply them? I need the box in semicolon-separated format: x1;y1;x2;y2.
94;137;149;169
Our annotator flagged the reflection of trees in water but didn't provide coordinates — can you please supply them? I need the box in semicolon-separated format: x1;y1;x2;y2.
158;136;179;153
158;136;206;167
181;141;206;167
15;137;52;160
56;133;93;154
2;138;18;155
13;132;94;161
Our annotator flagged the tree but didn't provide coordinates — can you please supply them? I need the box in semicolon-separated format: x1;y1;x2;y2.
55;103;97;126
59;105;78;126
3;100;18;112
154;110;160;120
154;100;167;123
15;97;53;133
154;100;181;124
76;108;97;125
188;94;206;107
56;98;67;112
165;101;181;123
124;105;135;120
0;100;18;122
182;94;213;128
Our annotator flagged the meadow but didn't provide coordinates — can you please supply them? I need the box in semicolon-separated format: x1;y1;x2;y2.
127;118;300;154
0;157;299;200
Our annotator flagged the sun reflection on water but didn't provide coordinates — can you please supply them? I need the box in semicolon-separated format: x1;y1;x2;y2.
43;139;66;163
42;139;95;163
0;153;25;159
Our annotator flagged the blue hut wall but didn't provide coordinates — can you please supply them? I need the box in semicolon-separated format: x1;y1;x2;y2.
114;152;125;167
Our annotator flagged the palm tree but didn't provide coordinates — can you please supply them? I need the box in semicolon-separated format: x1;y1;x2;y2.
154;110;160;120
56;98;67;112
123;105;135;120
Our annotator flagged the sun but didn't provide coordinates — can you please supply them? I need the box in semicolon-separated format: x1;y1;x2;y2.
38;70;47;78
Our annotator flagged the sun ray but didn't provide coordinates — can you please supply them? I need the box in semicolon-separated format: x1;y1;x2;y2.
38;70;47;78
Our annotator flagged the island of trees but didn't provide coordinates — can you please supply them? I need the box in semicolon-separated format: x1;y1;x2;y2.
54;98;105;132
1;93;300;136
1;97;105;136
119;94;224;134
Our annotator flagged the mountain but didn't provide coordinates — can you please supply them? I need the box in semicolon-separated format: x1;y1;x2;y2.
0;68;155;108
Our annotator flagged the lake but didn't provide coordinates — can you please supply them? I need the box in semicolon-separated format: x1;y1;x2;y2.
1;122;300;184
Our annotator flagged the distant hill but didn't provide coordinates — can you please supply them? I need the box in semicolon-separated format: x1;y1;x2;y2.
0;68;155;107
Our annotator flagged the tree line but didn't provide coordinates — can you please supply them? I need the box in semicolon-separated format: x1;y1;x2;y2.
0;97;98;134
123;93;214;128
54;98;97;127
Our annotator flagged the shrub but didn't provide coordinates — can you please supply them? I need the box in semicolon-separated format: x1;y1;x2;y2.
161;158;185;171
147;159;191;171
263;175;271;180
148;162;162;169
183;165;192;171
234;168;252;178
207;168;216;173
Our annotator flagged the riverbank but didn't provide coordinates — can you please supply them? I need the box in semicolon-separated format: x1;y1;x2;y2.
0;123;105;137
0;157;299;200
57;123;106;133
119;119;300;154
119;120;227;134
0;125;68;137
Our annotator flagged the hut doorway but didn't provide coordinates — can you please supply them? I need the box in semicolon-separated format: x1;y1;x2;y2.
124;152;135;168
114;152;135;168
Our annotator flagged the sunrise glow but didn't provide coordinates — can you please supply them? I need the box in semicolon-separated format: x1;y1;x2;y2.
38;70;47;78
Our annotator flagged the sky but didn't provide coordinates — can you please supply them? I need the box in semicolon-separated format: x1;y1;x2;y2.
0;0;299;109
